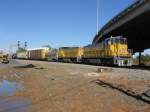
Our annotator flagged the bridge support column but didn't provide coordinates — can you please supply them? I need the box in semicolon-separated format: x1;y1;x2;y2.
139;52;142;66
138;50;144;66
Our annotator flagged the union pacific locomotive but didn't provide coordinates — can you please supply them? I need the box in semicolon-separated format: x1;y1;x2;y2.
82;36;132;66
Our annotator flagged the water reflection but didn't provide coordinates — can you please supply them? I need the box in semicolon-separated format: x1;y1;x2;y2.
0;98;31;112
0;80;23;96
0;80;32;112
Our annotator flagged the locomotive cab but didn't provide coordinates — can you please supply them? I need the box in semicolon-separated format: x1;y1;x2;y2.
105;36;132;66
105;37;128;56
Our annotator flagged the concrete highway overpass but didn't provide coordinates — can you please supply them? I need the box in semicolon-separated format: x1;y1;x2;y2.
93;0;150;53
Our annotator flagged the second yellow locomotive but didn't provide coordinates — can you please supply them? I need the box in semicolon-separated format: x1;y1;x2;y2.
58;47;83;63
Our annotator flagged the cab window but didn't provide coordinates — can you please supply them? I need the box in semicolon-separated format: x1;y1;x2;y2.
116;39;120;44
111;39;115;44
105;39;111;45
120;39;124;44
120;38;127;44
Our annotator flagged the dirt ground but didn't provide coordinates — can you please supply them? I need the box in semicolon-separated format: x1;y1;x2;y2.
0;59;149;112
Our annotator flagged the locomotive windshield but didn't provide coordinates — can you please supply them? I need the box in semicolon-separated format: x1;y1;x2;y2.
109;37;127;45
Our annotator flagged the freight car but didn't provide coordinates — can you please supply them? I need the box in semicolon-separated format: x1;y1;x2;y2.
27;47;49;60
58;47;83;63
16;51;28;59
82;36;132;66
15;47;49;60
47;48;58;61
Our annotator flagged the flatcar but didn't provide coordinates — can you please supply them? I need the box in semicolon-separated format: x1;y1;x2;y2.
82;36;132;66
58;47;83;63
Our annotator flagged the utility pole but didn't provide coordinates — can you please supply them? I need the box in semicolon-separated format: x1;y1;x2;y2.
97;0;99;35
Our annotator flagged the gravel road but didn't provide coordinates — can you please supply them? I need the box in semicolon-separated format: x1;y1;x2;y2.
0;59;149;112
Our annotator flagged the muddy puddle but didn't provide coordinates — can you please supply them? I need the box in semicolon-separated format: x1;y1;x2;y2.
0;80;23;96
0;98;31;112
0;80;32;112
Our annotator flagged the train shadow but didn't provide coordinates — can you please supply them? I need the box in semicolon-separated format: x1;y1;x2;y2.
109;65;150;71
92;79;150;104
81;62;150;71
13;59;150;71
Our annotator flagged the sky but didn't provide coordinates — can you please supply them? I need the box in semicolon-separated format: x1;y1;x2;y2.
0;0;149;54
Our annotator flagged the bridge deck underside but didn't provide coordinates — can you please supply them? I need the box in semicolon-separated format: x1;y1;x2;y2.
97;10;150;53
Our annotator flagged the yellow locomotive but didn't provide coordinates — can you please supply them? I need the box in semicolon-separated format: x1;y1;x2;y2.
58;47;83;63
82;36;132;66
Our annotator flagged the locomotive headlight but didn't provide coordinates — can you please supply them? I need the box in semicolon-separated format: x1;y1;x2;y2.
121;49;126;53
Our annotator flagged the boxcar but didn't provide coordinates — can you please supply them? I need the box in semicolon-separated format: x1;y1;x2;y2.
27;47;49;60
16;51;28;59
